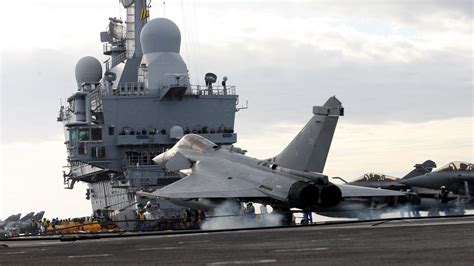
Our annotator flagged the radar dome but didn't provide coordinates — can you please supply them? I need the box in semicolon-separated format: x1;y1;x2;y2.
75;56;102;85
170;125;184;140
141;18;181;54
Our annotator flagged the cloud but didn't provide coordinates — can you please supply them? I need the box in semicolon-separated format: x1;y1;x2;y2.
1;48;101;142
1;1;471;143
0;139;91;218
237;116;474;179
215;39;472;126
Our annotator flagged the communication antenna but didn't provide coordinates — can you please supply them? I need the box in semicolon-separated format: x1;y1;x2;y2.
204;72;217;87
163;1;166;17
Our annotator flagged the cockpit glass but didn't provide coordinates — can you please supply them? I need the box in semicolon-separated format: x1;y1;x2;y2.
354;172;399;182
177;134;218;153
436;161;474;172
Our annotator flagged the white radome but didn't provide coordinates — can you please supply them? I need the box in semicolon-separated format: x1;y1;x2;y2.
140;18;182;54
75;56;102;86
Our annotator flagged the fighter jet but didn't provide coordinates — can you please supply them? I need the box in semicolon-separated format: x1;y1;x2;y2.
0;212;45;236
0;213;23;237
317;160;439;219
401;161;474;196
140;97;403;220
31;211;46;222
347;160;437;190
1;212;34;228
0;213;21;228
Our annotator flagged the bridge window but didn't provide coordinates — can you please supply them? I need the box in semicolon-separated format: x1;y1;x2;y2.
79;128;90;141
91;146;106;158
69;128;78;145
78;143;86;155
99;147;106;157
91;128;102;141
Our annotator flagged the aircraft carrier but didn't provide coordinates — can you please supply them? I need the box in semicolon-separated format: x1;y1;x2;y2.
1;1;472;265
56;0;243;222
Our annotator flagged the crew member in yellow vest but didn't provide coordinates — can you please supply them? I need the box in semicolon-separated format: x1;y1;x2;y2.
138;211;146;231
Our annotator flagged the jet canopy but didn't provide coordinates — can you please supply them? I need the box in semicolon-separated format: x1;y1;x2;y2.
354;173;399;182
176;134;219;153
435;161;473;172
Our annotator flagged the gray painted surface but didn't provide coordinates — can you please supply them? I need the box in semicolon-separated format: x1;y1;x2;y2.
3;216;474;265
74;57;102;87
401;161;474;194
146;102;403;211
272;96;343;173
57;2;239;216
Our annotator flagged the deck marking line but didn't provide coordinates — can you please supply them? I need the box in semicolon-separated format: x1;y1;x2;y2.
67;254;112;258
207;259;277;265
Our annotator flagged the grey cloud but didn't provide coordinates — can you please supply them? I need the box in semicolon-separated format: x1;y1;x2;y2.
1;2;472;143
1;49;103;143
200;39;472;129
2;37;471;143
221;1;473;31
429;0;473;18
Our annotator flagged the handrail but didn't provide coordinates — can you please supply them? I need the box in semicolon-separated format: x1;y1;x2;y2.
101;83;237;97
111;52;127;68
114;82;148;96
189;85;236;96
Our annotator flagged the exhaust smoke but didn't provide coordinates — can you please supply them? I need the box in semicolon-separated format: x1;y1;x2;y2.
201;201;283;230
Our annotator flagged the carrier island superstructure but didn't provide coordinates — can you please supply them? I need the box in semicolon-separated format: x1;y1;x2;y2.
57;0;241;218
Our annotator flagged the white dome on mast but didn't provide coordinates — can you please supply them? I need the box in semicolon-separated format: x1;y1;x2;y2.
140;18;181;54
139;18;189;95
75;56;102;87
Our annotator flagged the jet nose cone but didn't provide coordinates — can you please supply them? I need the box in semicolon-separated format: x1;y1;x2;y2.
153;153;166;166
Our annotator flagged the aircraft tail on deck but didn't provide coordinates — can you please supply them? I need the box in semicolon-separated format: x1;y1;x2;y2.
19;212;35;223
270;96;344;173
401;160;437;179
32;211;45;221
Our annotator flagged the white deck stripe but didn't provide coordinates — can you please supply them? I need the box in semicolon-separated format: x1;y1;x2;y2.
207;259;277;265
137;246;179;251
274;247;328;252
67;254;112;258
0;251;26;255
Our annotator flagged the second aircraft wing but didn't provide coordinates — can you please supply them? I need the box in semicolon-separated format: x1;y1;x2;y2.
338;184;405;198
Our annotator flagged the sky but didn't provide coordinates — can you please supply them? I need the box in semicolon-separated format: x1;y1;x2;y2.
0;0;473;219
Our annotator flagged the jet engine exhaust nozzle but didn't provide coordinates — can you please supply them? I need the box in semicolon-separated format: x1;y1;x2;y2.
320;184;342;207
288;181;319;208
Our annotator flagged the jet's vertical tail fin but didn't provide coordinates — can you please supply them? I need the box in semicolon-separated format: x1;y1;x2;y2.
271;96;343;173
401;160;437;179
32;211;45;221
19;212;35;222
3;214;17;222
7;214;21;222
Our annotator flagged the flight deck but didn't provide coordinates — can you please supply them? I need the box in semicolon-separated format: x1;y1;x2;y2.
1;216;473;265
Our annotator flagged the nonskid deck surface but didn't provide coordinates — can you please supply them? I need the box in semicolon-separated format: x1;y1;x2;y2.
1;215;474;265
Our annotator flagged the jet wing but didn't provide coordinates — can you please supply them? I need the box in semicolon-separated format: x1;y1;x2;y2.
140;172;267;199
338;184;405;198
